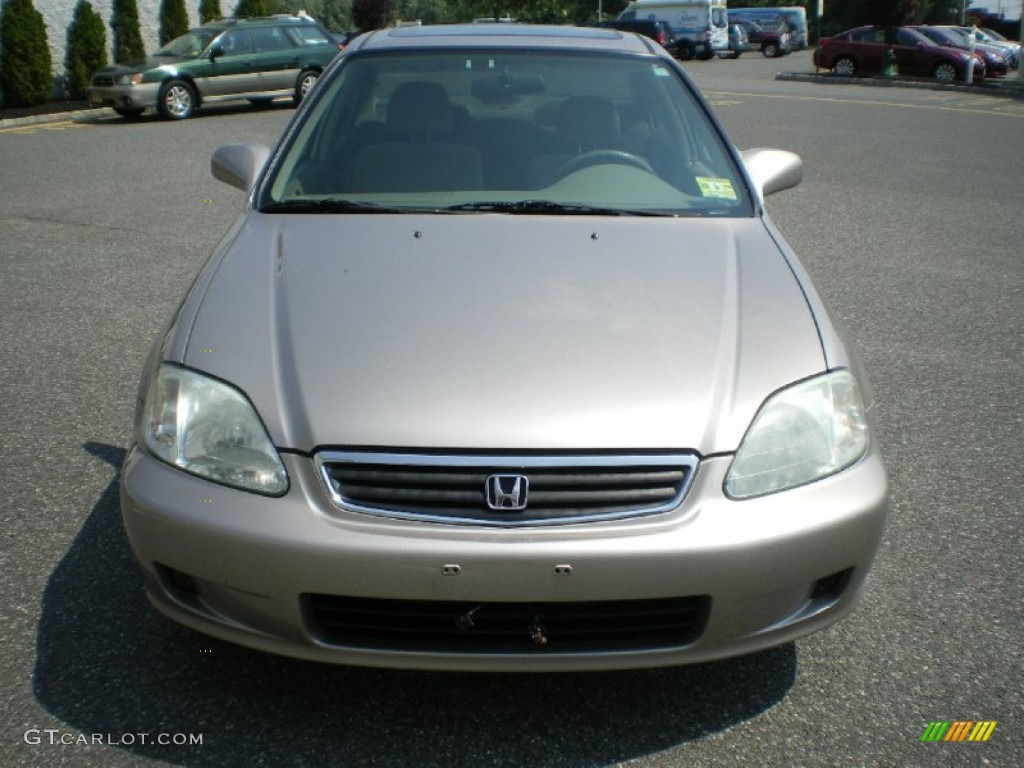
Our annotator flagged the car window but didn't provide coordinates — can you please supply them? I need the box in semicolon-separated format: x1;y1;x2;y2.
252;26;296;52
851;28;885;43
288;25;332;46
218;29;253;55
263;50;751;217
155;29;218;57
894;29;920;47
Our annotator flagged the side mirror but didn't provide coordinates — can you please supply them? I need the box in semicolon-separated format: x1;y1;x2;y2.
208;44;224;60
740;148;803;198
211;143;270;191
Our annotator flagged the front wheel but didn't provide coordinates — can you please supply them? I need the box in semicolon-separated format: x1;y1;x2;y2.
158;79;195;120
833;57;856;77
762;43;778;58
933;62;958;83
293;69;320;106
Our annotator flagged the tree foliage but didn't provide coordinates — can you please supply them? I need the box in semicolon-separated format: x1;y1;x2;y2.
234;0;270;17
276;0;354;30
111;0;146;63
65;0;107;99
825;0;964;34
200;0;223;23
0;0;53;107
352;0;391;30
159;0;189;44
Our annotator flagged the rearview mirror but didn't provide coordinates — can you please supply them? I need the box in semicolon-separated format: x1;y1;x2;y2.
740;148;803;198
212;144;270;191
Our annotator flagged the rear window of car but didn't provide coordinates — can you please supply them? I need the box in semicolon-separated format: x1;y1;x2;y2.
288;25;331;46
261;49;752;217
252;26;295;51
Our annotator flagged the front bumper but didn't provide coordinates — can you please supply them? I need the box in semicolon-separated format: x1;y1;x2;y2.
120;446;887;671
86;82;160;111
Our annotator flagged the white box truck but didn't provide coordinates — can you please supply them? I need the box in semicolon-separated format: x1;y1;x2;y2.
617;0;730;60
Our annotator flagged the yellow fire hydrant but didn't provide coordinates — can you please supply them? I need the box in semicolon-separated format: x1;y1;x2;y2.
883;48;899;78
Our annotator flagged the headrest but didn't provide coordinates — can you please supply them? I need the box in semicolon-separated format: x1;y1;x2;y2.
556;95;621;148
387;81;454;133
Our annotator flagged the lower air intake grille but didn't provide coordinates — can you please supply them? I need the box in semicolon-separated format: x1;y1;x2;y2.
305;594;709;653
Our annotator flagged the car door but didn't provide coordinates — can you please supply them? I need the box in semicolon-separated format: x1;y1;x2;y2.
849;27;886;73
251;25;301;92
892;28;932;77
199;28;259;97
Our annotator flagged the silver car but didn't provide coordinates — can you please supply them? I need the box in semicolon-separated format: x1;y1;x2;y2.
120;24;887;671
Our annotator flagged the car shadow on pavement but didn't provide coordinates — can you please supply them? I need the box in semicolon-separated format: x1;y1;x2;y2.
75;99;295;127
32;441;795;767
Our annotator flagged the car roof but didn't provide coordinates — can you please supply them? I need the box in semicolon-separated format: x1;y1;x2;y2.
201;15;323;31
345;24;660;56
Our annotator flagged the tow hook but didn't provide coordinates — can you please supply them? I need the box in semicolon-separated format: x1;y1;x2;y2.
529;616;548;645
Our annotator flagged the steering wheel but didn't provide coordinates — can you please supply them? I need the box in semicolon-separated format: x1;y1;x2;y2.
555;150;655;180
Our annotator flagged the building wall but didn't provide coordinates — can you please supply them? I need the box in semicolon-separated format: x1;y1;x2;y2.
35;1;195;76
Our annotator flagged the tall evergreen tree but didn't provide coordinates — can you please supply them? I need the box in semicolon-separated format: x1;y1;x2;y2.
65;0;107;99
0;0;53;107
234;0;269;17
111;0;146;63
159;0;189;45
199;0;223;23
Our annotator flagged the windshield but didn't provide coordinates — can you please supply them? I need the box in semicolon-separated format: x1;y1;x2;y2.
261;49;751;217
155;29;218;57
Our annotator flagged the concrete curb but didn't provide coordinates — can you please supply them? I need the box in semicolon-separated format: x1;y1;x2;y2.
776;71;1024;100
0;107;115;130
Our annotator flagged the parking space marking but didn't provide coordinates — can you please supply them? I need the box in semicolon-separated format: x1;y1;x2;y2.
0;120;88;135
705;89;1024;118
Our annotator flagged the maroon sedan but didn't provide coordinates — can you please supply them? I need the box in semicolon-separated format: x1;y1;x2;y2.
912;26;1010;77
814;26;986;82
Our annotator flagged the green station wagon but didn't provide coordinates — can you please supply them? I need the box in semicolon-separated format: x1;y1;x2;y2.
87;15;342;120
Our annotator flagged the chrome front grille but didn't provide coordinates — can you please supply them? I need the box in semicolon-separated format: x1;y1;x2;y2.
315;451;698;526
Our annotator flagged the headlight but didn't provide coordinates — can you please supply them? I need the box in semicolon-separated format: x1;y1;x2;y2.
142;364;288;495
725;370;868;499
116;73;143;86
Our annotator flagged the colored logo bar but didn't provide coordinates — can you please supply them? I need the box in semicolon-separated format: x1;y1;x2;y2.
920;721;996;742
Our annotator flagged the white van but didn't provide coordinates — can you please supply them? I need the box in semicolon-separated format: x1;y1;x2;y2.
727;6;808;49
617;0;730;60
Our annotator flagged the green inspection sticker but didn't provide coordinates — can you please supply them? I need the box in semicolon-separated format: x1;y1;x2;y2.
696;177;737;200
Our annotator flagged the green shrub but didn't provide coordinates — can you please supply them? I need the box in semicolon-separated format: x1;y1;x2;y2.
64;0;107;99
199;0;223;24
0;0;53;107
111;0;146;64
159;0;189;45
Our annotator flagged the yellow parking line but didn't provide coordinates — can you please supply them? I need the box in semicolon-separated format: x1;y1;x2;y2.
0;120;86;135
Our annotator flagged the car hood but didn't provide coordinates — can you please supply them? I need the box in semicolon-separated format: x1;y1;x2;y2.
93;55;189;76
179;215;825;454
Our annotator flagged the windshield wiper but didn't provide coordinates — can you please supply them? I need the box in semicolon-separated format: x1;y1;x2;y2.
443;200;671;217
260;199;408;214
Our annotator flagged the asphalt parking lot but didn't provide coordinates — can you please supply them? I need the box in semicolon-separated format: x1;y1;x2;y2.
1;47;1021;767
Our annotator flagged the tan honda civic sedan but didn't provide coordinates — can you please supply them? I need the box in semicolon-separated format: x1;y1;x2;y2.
120;24;888;671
